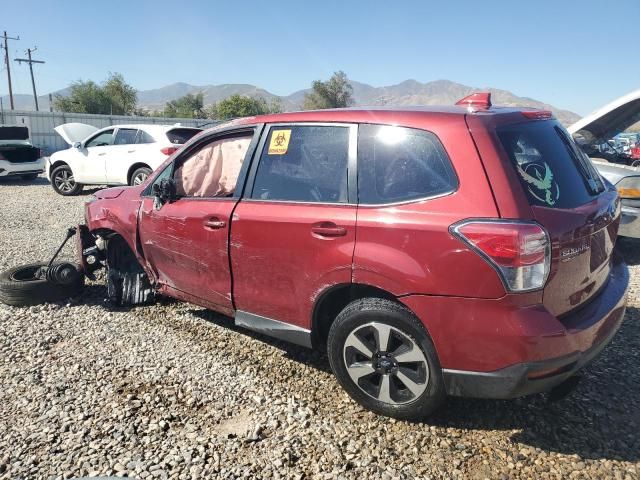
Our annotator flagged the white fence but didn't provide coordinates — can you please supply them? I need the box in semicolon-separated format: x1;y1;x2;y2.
0;110;212;154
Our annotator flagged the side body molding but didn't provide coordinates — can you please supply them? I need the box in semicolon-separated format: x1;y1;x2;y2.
234;310;312;348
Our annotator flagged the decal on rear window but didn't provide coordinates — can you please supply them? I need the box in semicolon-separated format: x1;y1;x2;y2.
268;129;291;155
516;162;560;206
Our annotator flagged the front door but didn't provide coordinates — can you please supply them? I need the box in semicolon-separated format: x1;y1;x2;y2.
231;123;357;329
79;129;115;183
138;128;259;310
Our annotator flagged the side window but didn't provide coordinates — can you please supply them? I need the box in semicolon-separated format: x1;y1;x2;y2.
113;128;138;145
136;129;155;144
251;125;349;203
357;124;458;204
85;129;114;148
174;134;253;198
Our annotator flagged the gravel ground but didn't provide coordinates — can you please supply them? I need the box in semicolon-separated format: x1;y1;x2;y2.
0;176;638;480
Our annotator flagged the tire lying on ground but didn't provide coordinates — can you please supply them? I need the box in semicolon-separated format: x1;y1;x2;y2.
0;262;85;307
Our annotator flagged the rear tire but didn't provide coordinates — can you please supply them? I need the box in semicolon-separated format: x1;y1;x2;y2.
51;165;82;196
327;298;445;420
0;262;85;307
130;167;152;186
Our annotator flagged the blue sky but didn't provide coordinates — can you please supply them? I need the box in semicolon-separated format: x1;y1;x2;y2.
1;0;638;115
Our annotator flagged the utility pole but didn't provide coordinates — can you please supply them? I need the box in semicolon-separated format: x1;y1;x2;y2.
1;31;19;110
15;47;44;111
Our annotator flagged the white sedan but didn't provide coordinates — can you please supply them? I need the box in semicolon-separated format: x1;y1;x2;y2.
46;123;201;195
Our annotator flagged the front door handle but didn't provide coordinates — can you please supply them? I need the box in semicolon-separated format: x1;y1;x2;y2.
127;149;136;153
311;222;347;238
98;152;106;156
204;218;226;229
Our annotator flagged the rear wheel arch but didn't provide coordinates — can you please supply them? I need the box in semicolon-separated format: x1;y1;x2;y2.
312;283;419;349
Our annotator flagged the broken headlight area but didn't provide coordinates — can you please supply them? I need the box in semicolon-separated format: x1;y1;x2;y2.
103;235;155;306
78;225;155;307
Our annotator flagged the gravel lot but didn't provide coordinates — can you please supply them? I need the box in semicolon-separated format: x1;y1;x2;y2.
0;177;638;480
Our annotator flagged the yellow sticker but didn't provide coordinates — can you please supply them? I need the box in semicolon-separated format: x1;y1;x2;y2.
268;129;291;155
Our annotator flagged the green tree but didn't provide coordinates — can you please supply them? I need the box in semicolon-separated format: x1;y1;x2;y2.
303;71;353;110
164;92;205;118
53;73;137;115
103;72;137;115
215;95;281;120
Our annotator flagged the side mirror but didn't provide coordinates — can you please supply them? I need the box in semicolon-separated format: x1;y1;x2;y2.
73;141;82;149
152;178;177;210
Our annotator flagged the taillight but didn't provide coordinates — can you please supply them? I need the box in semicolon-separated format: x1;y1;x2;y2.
451;220;550;292
161;146;179;156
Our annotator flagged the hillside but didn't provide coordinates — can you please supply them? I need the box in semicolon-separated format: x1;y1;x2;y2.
1;79;581;125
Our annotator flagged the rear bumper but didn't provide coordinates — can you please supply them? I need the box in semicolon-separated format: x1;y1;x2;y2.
0;158;45;177
401;258;629;399
618;205;640;238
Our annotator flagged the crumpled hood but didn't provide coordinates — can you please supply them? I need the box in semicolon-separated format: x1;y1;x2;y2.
95;187;126;199
54;123;99;145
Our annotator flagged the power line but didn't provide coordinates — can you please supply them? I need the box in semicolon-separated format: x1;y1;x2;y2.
15;47;44;111
0;31;19;109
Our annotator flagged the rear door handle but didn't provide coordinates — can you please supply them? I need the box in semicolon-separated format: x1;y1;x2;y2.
127;150;136;153
204;218;226;229
98;153;106;156
311;223;347;238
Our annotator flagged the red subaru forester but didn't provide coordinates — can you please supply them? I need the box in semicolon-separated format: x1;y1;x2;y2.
78;93;628;420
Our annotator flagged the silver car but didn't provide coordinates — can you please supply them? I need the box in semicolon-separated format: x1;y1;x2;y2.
569;89;640;238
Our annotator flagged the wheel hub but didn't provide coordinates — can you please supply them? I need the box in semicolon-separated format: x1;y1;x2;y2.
373;353;398;374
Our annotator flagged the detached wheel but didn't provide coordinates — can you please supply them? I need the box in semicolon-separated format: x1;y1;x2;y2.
51;165;82;196
328;298;445;420
130;167;152;186
0;262;85;307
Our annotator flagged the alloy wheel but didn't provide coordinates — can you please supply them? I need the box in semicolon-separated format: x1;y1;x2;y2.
132;171;148;185
343;322;429;405
53;169;76;193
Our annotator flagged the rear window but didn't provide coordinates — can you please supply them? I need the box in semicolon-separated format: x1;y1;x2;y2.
357;124;458;204
497;120;604;209
166;128;202;145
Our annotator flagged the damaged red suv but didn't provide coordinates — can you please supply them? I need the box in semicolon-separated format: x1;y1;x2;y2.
78;93;628;420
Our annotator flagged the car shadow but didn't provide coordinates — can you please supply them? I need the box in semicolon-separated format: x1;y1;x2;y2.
189;306;639;461
0;176;49;186
616;237;640;266
73;284;639;461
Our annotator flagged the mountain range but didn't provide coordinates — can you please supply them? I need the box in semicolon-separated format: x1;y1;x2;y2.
1;79;581;125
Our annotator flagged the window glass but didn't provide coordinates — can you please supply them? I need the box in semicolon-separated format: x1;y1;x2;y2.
357;125;457;204
166;128;202;144
114;128;138;145
174;134;252;197
136;129;155;144
251;125;349;203
86;129;114;147
497;120;601;209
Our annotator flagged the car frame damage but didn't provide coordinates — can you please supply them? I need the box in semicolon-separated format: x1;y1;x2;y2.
77;224;155;306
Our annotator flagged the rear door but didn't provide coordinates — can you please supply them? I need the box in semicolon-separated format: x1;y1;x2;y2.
230;123;357;330
472;115;619;316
